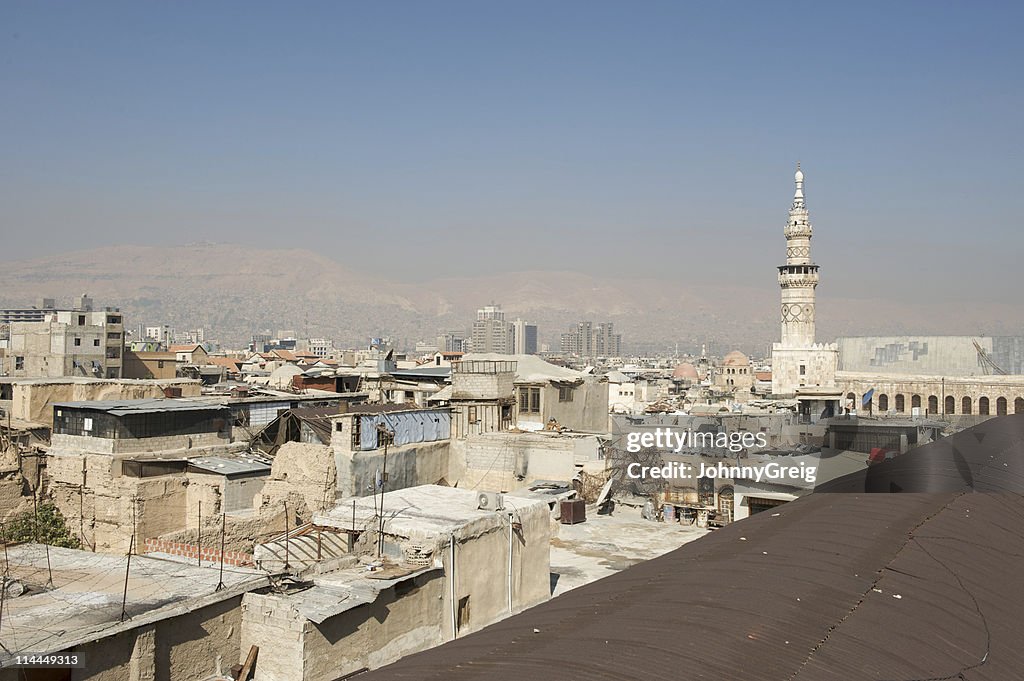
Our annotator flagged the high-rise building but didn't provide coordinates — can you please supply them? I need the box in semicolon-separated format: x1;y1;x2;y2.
560;320;622;357
471;305;513;354
511;318;538;355
437;332;468;353
770;164;838;396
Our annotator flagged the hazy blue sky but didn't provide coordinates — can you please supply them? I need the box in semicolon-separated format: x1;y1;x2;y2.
2;1;1022;302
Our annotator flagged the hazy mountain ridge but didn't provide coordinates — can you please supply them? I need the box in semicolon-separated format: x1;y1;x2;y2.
1;245;1019;353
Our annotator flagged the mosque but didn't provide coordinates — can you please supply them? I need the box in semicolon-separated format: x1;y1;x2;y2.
769;165;1024;420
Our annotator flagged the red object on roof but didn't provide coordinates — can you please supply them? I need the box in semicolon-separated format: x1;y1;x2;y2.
868;447;891;464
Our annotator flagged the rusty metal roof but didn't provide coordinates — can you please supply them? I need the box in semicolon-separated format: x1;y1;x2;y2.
359;414;1024;681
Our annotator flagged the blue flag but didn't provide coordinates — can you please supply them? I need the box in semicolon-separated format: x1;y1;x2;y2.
862;388;875;407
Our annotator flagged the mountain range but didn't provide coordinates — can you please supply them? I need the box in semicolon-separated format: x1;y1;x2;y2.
1;244;1019;355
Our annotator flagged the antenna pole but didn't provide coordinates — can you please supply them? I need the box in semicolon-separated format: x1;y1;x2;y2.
216;513;226;592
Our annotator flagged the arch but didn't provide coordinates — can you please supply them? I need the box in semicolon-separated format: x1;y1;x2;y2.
945;395;956;415
717;486;734;523
927;395;938;414
1016;397;1024;414
894;394;905;412
979;396;990;416
997;397;1007;416
911;394;921;409
962;396;972;415
878;394;889;411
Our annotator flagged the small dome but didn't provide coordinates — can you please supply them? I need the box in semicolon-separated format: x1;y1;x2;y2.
672;363;699;380
722;350;749;366
795;167;804;183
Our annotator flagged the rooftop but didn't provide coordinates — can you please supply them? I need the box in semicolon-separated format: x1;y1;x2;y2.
462;353;590;383
53;398;228;415
315;485;546;541
187;455;271;476
356;414;1024;681
0;544;267;664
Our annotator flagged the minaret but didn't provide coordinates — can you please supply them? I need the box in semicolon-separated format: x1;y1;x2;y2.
778;163;819;348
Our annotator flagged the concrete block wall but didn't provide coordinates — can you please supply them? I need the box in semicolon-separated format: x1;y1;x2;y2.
240;593;307;681
452;372;514;400
451;432;595;491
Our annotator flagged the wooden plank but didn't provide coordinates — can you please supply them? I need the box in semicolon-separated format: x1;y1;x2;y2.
236;645;259;681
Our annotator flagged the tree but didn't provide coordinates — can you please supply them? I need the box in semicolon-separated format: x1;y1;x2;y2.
1;503;81;549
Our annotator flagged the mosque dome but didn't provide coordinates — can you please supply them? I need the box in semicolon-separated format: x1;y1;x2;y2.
722;350;749;366
672;363;699;380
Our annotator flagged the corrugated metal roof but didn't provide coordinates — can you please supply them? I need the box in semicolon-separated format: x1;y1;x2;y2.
358;414;1024;681
54;398;228;415
187;456;271;476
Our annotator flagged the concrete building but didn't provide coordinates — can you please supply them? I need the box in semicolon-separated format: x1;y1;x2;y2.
0;544;268;680
470;304;513;354
769;165;842;421
0;298;54;341
606;369;638;413
122;350;178;379
511;318;538;355
3;297;125;379
446;358;516;438
560;320;622;358
296;337;335;358
461;353;609;432
235;485;553;681
437;332;468;353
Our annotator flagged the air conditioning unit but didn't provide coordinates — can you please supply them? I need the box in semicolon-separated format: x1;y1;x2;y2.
477;491;504;511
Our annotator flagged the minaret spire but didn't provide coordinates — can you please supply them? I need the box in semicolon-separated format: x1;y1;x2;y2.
793;162;804;208
778;164;818;347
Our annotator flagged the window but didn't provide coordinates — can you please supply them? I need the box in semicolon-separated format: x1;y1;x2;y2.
107;332;121;340
558;385;575;402
15;356;24;370
78;315;86;325
107;315;121;324
457;595;471;631
351;418;362;449
74;337;82;346
799;365;806;375
157;360;165;369
93;339;100;347
519;387;541;413
467;406;478;424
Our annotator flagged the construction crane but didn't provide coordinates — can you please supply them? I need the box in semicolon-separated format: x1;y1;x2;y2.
973;339;1007;375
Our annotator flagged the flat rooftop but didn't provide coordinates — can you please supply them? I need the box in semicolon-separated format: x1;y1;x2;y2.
53;398;228;415
0;377;198;386
315;485;545;541
0;544;267;665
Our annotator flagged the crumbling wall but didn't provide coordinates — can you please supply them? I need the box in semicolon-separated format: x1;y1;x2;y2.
260;442;336;516
14;379;202;425
161;502;294;555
